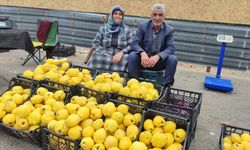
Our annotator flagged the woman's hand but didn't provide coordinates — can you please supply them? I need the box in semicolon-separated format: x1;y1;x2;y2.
113;51;124;64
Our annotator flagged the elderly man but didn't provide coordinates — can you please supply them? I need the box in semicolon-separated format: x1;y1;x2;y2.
128;3;177;86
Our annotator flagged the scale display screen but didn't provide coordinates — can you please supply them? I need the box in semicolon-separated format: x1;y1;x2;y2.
0;21;7;27
217;34;233;43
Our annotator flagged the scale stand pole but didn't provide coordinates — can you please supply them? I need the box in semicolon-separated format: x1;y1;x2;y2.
216;42;226;78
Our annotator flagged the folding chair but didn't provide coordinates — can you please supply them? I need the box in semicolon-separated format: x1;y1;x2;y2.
22;20;60;66
44;21;60;59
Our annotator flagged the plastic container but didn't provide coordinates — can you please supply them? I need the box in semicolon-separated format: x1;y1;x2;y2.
0;123;42;146
16;74;42;84
124;78;165;100
1;77;38;97
138;70;165;84
158;87;202;140
111;80;165;109
151;102;195;148
111;93;152;109
42;79;72;93
96;69;128;86
140;109;190;150
0;78;43;146
219;124;250;150
42;128;80;150
108;98;145;141
71;65;98;79
72;84;110;104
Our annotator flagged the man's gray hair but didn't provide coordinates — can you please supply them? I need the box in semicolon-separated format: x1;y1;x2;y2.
151;3;166;14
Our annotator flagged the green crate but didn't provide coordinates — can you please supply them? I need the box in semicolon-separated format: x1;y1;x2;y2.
138;70;165;84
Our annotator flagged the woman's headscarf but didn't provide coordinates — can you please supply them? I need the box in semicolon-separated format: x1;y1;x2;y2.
106;6;124;33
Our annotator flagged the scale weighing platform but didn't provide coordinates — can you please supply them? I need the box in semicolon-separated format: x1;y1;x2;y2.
204;34;233;93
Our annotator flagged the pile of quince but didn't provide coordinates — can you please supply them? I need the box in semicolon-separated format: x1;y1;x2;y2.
0;85;34;130
82;72;125;93
119;78;159;101
1;86;67;131
22;58;70;81
41;93;144;150
138;115;186;150
22;58;94;86
223;132;250;150
84;75;160;101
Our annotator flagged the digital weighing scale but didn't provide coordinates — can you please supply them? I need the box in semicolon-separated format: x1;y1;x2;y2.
204;34;233;92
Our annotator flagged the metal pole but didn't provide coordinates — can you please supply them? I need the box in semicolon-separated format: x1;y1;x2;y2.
216;42;226;78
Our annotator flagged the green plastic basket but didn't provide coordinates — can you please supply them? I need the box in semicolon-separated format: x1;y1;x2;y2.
138;70;165;84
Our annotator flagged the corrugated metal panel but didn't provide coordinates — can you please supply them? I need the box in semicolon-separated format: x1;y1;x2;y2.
19;7;44;16
0;6;249;70
47;10;74;19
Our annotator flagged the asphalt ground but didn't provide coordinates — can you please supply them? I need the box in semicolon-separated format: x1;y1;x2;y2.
0;47;250;150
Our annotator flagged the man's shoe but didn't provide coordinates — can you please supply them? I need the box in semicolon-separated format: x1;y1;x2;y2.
164;81;174;87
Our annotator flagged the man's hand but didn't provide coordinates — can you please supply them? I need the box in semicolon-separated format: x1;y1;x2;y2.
147;55;160;67
141;51;149;67
113;51;124;64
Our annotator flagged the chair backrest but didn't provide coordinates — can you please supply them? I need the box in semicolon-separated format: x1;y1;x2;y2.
44;21;58;46
36;20;52;43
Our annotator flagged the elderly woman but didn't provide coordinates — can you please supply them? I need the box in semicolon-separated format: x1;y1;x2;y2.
87;6;133;72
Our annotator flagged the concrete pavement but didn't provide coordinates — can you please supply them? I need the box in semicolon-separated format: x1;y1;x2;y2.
0;47;250;150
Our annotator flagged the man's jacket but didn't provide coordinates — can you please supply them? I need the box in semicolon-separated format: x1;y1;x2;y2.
130;20;175;60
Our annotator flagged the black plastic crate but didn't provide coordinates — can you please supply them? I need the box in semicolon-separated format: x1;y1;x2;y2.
42;79;72;92
219;124;250;150
9;77;38;91
108;98;145;120
51;45;76;57
71;65;98;79
16;74;42;84
0;77;37;97
33;83;72;103
72;84;110;104
111;93;152;109
151;102;194;122
124;78;165;100
158;87;202;139
0;123;42;146
107;98;145;141
140;109;190;150
110;82;164;109
151;102;195;148
159;88;202;114
42;128;80;150
0;77;41;146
